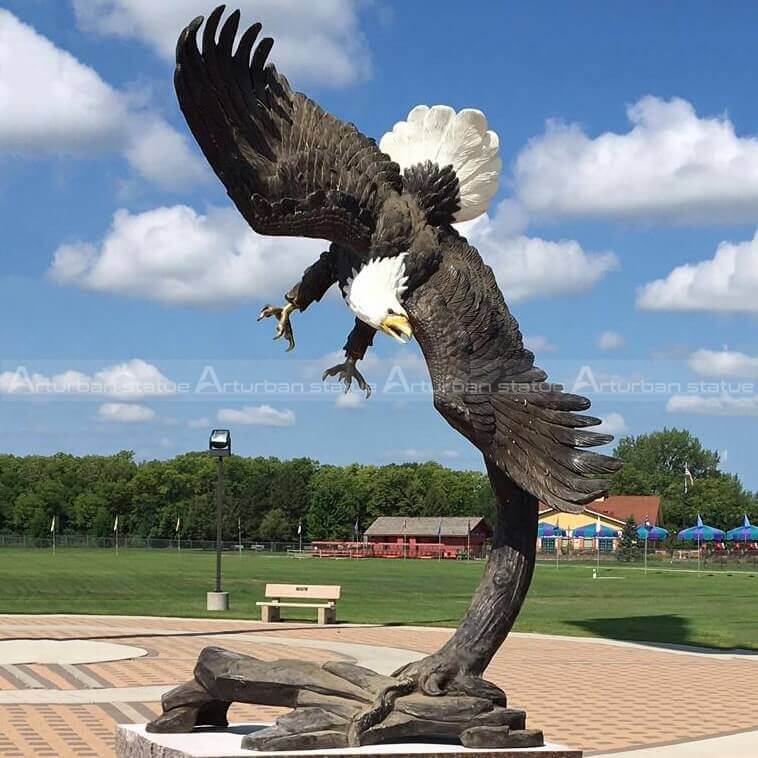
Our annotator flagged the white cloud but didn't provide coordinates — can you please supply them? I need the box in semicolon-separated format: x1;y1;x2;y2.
596;412;627;436
514;96;758;223
688;349;758;379
123;116;207;191
217;405;295;427
667;394;758;416
524;335;557;354
0;9;205;189
637;233;758;312
49;205;322;306
462;207;618;303
72;0;371;87
335;391;365;409
0;359;176;399
597;331;625;351
187;417;210;429
98;402;155;422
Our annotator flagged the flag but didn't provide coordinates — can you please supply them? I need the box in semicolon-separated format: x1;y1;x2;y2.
467;518;471;535
595;515;602;535
744;514;750;528
175;516;181;532
353;516;360;539
644;513;651;528
684;464;694;494
437;517;443;536
297;520;302;535
50;515;56;533
696;514;704;528
401;517;407;532
113;515;119;532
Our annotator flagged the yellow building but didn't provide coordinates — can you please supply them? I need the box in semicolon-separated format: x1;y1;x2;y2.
538;495;661;554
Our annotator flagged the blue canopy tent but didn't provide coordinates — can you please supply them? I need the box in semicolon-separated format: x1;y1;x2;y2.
537;522;566;564
677;515;725;542
572;522;620;570
537;522;567;538
678;515;725;576
726;515;758;544
636;524;669;541
637;524;669;575
572;523;620;538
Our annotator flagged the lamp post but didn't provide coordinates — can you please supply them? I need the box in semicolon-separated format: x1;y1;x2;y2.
207;429;231;611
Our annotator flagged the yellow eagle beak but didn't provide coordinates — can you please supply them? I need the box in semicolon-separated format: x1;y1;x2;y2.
379;313;413;343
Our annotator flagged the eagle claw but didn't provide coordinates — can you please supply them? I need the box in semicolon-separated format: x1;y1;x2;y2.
322;357;372;398
258;302;296;352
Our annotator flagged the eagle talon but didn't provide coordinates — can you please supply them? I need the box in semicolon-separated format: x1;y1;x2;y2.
322;358;371;398
258;302;297;352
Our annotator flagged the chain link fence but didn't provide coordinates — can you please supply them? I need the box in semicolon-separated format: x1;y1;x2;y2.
0;533;302;552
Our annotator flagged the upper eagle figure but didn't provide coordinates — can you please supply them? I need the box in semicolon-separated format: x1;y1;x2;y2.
175;6;622;512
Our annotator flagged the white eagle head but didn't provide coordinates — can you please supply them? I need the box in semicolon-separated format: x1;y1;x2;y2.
342;254;413;343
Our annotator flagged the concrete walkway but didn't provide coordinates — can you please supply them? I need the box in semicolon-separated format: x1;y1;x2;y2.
592;729;758;758
1;614;756;757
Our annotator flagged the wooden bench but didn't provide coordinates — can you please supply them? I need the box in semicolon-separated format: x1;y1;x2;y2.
256;583;341;624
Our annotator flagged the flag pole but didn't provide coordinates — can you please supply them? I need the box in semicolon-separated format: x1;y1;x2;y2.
238;517;242;557
114;514;119;556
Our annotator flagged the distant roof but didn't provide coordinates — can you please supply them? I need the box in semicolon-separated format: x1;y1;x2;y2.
594;495;661;525
540;495;661;526
364;516;488;537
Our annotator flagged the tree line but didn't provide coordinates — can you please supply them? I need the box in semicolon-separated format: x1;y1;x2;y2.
0;452;495;541
0;428;754;541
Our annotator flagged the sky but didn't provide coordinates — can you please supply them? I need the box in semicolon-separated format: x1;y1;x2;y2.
1;1;757;489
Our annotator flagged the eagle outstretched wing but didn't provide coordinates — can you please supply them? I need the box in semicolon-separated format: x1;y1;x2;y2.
406;230;622;512
174;6;402;250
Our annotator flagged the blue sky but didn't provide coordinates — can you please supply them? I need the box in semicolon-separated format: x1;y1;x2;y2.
1;1;757;489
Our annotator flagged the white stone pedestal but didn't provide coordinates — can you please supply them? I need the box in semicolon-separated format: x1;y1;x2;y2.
207;592;230;611
116;724;582;758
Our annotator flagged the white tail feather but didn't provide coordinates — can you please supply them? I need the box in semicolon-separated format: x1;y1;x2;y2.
380;105;502;223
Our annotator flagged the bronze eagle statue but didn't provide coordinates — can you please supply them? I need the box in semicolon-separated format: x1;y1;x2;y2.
148;6;623;750
174;5;620;514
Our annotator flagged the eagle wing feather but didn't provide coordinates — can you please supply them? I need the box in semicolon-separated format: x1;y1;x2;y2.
174;6;402;250
406;230;622;512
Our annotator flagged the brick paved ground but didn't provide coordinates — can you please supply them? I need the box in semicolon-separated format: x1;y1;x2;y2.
1;615;757;757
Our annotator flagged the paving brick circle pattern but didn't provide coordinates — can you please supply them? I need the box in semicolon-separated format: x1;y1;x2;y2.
0;640;148;665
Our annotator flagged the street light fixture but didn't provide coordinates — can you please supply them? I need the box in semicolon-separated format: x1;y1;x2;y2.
207;429;232;611
209;429;231;456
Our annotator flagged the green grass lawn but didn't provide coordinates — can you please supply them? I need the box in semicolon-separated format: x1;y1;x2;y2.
1;548;756;650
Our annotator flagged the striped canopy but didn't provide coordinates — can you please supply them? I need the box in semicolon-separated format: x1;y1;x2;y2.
572;523;620;538
636;524;669;540
726;515;758;542
678;515;725;542
537;522;566;537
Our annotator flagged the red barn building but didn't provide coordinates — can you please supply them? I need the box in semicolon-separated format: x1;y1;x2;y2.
363;516;491;558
